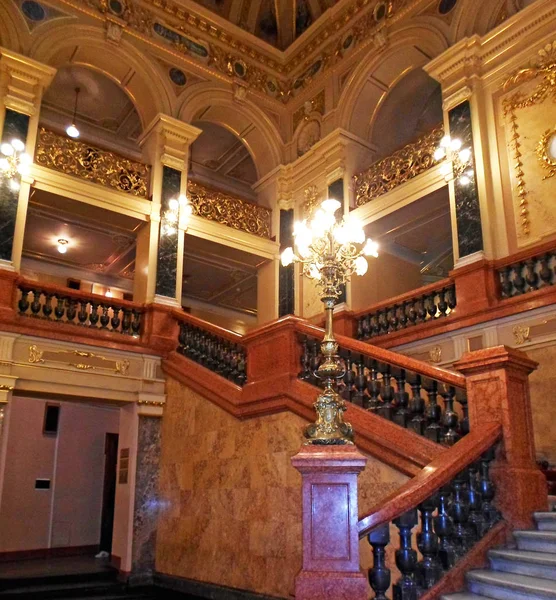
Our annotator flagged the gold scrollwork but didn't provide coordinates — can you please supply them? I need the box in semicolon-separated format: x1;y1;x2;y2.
512;325;531;346
537;127;556;181
0;384;14;391
187;180;272;239
28;345;130;376
303;185;320;219
353;126;445;206
35;128;150;198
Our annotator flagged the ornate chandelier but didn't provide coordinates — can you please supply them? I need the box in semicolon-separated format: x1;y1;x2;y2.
434;134;474;185
281;198;378;444
0;139;32;192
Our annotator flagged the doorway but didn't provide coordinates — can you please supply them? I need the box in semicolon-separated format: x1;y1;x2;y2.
99;433;119;554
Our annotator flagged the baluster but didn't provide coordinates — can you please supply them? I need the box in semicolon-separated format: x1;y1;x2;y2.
378;365;395;421
513;263;526;294
370;314;380;337
229;345;239;381
416;298;427;324
479;447;501;530
499;266;513;298
342;351;354;402
434;485;456;570
387;306;398;332
236;349;247;386
408;373;426;436
121;308;132;334
362;315;371;339
456;391;469;437
441;386;459;446
366;359;381;413
221;342;232;378
18;288;30;314
42;293;53;319
438;289;448;316
54;296;65;320
368;524;391;600
393;509;419;600
298;337;311;380
100;304;110;329
111;306;121;332
426;293;437;319
450;470;472;557
539;254;553;287
406;300;417;326
447;285;457;310
356;317;364;340
417;495;442;591
398;302;408;330
30;290;42;317
131;310;141;335
393;370;410;428
467;462;484;541
66;298;77;323
89;302;99;328
352;357;366;408
524;258;539;292
378;311;388;335
424;380;442;443
178;323;186;354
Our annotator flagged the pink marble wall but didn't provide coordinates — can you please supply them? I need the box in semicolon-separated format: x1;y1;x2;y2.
156;377;408;598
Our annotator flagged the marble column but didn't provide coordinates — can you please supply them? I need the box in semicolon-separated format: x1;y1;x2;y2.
278;208;295;317
0;48;56;271
136;115;201;306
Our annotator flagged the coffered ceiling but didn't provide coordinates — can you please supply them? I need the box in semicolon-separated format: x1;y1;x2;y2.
188;0;340;49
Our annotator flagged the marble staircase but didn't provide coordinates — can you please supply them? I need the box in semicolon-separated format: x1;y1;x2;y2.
443;496;556;600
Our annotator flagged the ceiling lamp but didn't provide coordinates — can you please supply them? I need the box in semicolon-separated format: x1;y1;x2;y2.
66;87;81;138
57;239;69;254
0;138;32;192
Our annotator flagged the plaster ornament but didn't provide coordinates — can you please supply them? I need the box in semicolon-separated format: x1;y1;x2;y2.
233;83;248;103
105;18;124;44
297;119;321;157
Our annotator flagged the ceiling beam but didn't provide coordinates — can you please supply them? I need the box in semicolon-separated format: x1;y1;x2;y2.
274;0;296;50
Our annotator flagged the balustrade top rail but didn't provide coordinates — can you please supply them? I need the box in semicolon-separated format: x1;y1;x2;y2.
353;125;444;207
35;128;150;199
187;180;272;239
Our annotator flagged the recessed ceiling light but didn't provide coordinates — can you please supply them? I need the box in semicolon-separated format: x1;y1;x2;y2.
57;238;69;254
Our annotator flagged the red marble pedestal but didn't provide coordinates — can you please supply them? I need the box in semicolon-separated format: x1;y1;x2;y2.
292;444;368;600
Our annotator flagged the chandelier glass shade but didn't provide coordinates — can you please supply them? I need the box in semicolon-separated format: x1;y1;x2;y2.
434;134;474;186
0;139;32;192
161;194;193;236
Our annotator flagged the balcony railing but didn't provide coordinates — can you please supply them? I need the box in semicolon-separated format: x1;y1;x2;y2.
187;180;272;239
353;125;445;206
35;128;150;199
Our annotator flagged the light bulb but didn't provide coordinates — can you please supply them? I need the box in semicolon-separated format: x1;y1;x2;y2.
164;224;176;236
17;163;30;176
168;198;179;211
440;135;451;148
297;243;311;259
355;255;368;276
66;124;80;138
458;148;472;164
334;225;350;245
363;239;379;258
11;139;24;152
0;143;13;156
450;138;462;151
281;247;294;267
433;147;445;161
57;239;68;254
105;289;113;298
0;158;9;171
321;198;341;214
19;153;32;165
9;179;20;192
440;163;452;176
458;174;471;186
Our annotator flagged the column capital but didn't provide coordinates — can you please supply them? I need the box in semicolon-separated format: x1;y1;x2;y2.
138;114;202;170
0;47;56;115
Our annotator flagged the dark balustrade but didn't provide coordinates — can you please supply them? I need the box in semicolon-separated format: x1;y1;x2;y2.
356;284;456;340
498;251;556;298
365;445;500;600
177;321;247;386
298;335;468;445
17;284;142;336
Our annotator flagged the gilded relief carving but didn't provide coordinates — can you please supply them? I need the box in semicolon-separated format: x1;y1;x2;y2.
292;90;325;132
187;181;272;239
28;344;130;375
35;128;150;198
512;325;531;346
503;41;556;239
353;126;444;206
303;185;320;219
428;346;442;364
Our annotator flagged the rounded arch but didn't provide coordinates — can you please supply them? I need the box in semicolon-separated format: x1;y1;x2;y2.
28;24;172;128
178;83;283;178
0;0;27;53
450;0;507;40
338;21;449;137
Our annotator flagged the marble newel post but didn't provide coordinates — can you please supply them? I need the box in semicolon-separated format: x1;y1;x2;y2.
292;445;368;600
136;115;201;307
0;48;56;272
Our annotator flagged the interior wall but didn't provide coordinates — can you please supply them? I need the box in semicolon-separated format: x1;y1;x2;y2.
156;377;408;598
0;396;119;552
350;252;424;312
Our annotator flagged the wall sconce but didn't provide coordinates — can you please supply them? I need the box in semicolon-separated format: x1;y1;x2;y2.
162;194;193;236
434;135;474;186
0;139;32;192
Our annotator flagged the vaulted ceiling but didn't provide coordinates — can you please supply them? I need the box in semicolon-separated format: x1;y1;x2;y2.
189;0;340;49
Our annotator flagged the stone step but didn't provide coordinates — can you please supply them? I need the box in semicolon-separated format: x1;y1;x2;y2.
537;513;556;531
489;548;556;580
514;531;556;553
467;569;556;599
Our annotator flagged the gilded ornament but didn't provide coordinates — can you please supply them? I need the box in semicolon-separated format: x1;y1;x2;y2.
428;345;442;364
303;185;320;219
35;128;150;198
28;344;130;375
536;128;556;181
353;126;445;206
187;180;272;239
0;384;15;391
512;325;531;346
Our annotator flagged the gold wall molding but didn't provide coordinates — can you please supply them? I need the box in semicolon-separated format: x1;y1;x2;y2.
537;127;556;180
303;185;320;219
137;399;165;406
503;41;556;237
35;128;150;198
28;344;130;375
353;125;444;206
0;384;15;391
187;180;272;239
